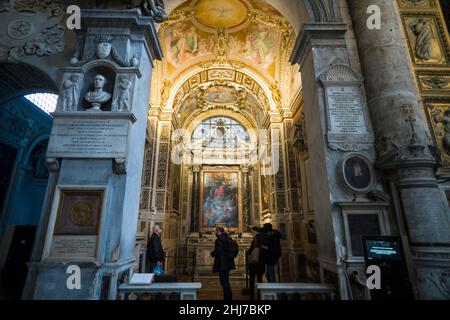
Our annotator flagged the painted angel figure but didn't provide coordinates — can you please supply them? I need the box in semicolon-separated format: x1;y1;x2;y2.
61;74;81;111
113;75;132;112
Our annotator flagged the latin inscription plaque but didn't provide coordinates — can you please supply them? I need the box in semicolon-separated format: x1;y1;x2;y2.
327;86;368;135
47;118;129;158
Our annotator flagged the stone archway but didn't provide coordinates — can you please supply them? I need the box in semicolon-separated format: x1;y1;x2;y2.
0;62;58;105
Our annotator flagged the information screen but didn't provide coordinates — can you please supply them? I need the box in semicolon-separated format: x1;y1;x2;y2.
362;236;414;300
364;238;402;261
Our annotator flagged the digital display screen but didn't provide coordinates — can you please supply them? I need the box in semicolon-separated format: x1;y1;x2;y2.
364;239;402;261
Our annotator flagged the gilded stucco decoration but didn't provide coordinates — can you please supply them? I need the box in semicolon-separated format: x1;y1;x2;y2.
428;103;450;168
152;0;300;118
398;0;450;171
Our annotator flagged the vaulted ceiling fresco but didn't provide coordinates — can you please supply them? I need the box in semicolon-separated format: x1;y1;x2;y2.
151;0;302;128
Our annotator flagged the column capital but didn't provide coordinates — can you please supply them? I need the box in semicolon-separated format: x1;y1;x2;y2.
190;165;201;173
240;164;253;173
290;23;348;66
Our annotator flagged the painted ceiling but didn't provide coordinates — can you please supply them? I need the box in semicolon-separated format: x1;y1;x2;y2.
159;0;292;77
152;0;302;127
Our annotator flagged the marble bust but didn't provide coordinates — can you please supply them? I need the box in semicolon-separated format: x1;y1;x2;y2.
84;74;112;111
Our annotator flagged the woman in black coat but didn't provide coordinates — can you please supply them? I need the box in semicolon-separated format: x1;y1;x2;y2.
247;227;270;300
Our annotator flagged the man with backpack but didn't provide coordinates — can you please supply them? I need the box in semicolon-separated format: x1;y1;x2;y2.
211;226;238;300
264;223;282;283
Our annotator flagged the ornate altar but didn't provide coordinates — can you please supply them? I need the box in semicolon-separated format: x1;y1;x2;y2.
186;234;252;279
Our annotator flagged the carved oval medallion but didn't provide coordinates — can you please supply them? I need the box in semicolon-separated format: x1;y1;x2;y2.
69;201;93;226
8;20;33;40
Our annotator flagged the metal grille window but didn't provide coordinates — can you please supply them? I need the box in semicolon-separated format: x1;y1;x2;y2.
25;93;58;114
192;117;249;149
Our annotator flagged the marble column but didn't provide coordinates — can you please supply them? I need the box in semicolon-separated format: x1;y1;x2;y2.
23;9;164;300
290;23;361;299
190;165;200;234
348;0;450;299
241;164;252;232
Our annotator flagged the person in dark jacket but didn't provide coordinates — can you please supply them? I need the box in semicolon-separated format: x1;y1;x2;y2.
247;226;270;300
146;224;165;273
211;226;235;300
264;223;282;282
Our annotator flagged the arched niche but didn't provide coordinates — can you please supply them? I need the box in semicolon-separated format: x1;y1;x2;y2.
0;62;58;105
79;66;116;112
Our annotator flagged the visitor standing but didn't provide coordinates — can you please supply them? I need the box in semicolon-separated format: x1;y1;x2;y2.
211;226;236;300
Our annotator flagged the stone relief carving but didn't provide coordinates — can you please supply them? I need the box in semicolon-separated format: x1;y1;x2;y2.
410;18;434;61
0;0;13;12
61;74;81;112
346;264;370;300
418;269;450;299
96;35;113;59
0;0;65;61
14;0;64;16
73;35;130;67
431;108;450;155
319;63;363;82
1;22;65;61
421;77;450;90
375;135;400;159
140;0;168;23
113;75;132;112
402;0;428;6
405;115;426;157
131;54;139;67
84;74;112;111
23;22;64;56
8;19;33;40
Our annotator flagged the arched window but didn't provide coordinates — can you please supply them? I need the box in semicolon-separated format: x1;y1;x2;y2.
192;117;249;149
25;93;58;114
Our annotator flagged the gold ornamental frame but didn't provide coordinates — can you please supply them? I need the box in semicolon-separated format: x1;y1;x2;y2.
199;166;243;233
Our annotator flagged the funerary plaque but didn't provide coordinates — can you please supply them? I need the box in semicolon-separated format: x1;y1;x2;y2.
48;189;103;260
49;235;97;259
47;118;129;158
326;86;368;135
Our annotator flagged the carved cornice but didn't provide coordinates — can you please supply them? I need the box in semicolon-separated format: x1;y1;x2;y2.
290;23;348;68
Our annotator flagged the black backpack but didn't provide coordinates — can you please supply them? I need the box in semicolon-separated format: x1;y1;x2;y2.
226;238;239;259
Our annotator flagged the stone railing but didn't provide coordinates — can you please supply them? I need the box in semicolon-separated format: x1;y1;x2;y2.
117;282;202;300
257;283;337;300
